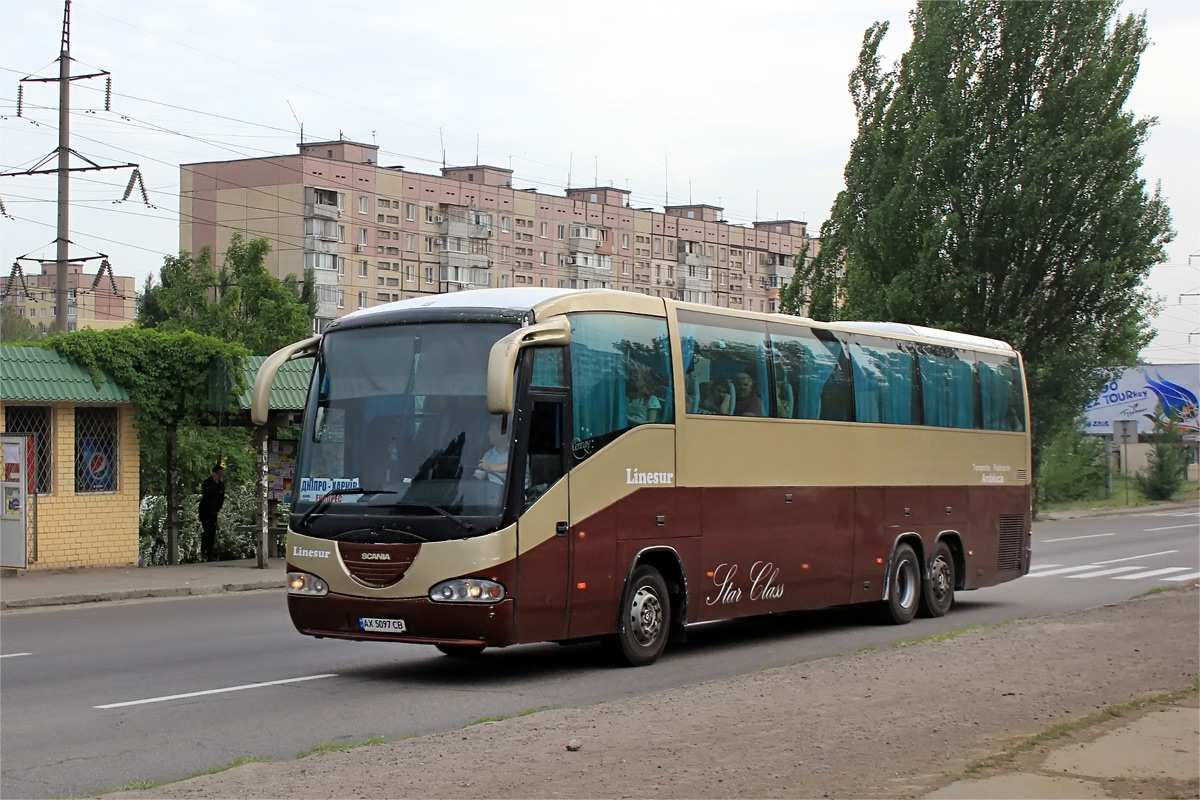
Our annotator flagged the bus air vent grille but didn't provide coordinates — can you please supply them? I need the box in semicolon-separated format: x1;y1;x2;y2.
338;541;421;587
997;514;1025;571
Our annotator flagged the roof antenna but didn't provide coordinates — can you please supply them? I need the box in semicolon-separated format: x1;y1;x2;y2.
475;134;480;165
287;101;304;144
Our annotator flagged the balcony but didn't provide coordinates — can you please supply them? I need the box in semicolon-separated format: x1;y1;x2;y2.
439;249;491;272
439;208;493;240
439;266;492;292
677;274;714;292
678;250;715;269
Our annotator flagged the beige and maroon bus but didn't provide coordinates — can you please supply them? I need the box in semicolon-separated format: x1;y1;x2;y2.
252;288;1031;666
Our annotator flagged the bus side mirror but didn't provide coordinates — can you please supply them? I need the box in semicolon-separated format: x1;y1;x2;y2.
486;317;571;415
251;336;320;425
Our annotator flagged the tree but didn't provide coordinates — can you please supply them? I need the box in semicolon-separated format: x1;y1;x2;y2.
1;305;44;343
802;1;1174;469
138;232;313;355
1134;410;1186;501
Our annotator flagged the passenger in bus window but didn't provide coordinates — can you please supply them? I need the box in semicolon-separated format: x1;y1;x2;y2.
699;379;732;415
733;372;762;416
625;368;661;425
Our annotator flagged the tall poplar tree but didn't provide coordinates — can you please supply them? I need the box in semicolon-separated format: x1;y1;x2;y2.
802;1;1174;462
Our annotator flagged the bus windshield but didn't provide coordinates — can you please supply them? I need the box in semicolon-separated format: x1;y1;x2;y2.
293;321;518;541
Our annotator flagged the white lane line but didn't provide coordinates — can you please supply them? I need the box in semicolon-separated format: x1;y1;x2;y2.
1095;550;1178;565
1143;524;1198;532
1028;564;1062;571
1026;565;1100;577
95;673;337;709
1162;572;1200;582
1114;567;1193;580
1042;533;1116;543
0;652;32;659
1067;566;1144;579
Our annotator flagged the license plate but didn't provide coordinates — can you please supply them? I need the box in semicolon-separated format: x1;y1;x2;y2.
360;617;406;633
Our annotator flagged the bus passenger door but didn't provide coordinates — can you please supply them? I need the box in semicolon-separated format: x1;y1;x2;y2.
514;397;571;644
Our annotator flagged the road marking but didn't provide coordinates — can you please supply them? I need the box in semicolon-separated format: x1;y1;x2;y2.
1028;564;1062;571
1042;533;1115;543
1067;566;1144;579
1094;550;1177;565
1026;565;1100;577
1113;567;1192;580
1161;572;1200;582
0;652;32;659
95;673;337;709
1143;524;1198;532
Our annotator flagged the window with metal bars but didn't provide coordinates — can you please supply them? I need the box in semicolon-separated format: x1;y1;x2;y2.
3;405;53;494
75;407;119;493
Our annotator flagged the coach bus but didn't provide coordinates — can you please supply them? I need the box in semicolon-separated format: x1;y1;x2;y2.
252;288;1030;666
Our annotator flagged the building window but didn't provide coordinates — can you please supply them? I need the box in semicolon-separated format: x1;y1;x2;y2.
424;267;434;284
3;405;52;494
425;237;435;254
337;257;346;275
75;406;119;493
405;263;415;282
405;203;416;221
358;292;367;308
501;216;511;232
426;206;435;223
622;233;630;249
359;260;368;277
337;290;345;309
405;234;416;251
358;228;369;246
358;196;368;214
337;225;346;243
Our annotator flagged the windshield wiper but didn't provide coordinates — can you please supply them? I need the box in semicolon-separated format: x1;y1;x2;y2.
376;501;476;533
298;488;397;531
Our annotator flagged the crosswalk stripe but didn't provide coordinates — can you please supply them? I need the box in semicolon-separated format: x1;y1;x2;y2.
1026;565;1098;577
1113;567;1193;580
1067;566;1143;579
1028;564;1062;571
1161;572;1200;582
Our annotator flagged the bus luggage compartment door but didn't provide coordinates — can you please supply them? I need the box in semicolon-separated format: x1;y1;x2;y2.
515;475;571;643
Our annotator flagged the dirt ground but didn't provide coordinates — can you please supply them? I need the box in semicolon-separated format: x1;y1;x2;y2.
107;587;1199;800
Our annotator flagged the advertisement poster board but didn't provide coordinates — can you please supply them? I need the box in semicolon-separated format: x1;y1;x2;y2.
1084;364;1199;437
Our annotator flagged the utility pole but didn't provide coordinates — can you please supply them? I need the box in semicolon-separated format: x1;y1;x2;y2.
2;0;148;333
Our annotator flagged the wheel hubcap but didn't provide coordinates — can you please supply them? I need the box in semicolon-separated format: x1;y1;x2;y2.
896;559;918;608
930;556;952;599
629;586;663;646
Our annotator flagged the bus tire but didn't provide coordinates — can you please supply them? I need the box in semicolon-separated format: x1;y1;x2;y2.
608;565;670;667
882;544;920;625
919;541;955;618
435;643;485;658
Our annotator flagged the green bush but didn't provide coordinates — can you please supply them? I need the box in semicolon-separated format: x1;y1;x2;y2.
139;484;276;566
1134;413;1187;501
1037;425;1109;505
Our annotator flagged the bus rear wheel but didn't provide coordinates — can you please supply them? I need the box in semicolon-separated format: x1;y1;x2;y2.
919;541;955;618
435;643;485;658
882;543;920;625
608;565;670;667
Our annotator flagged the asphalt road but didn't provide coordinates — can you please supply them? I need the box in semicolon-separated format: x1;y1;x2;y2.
1;508;1196;799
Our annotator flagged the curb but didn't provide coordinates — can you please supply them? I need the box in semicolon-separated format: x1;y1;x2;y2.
0;580;285;610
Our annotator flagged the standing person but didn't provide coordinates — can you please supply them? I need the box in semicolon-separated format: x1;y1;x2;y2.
199;463;225;562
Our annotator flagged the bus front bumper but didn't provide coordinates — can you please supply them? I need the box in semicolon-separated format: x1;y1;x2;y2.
286;594;515;647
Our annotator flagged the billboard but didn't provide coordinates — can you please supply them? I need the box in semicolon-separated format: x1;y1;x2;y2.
1084;364;1199;436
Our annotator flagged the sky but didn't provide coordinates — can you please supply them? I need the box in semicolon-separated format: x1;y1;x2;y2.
1;0;1196;364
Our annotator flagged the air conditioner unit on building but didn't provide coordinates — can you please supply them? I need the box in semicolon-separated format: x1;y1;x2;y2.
436;215;446;223
355;244;364;252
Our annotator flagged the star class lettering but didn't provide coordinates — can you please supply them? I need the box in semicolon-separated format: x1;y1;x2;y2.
625;468;675;485
292;546;331;559
705;561;786;606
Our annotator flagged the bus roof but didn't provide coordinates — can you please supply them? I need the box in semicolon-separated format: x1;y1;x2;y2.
337;288;1015;354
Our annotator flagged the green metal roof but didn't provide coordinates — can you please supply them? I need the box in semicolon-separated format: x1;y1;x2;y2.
0;345;131;404
238;356;313;411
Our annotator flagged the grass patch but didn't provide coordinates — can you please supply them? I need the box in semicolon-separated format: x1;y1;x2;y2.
857;646;878;653
518;705;559;716
894;624;985;647
1038;478;1198;518
295;737;387;759
66;756;270;799
1132;584;1192;600
963;685;1199;774
465;706;559;727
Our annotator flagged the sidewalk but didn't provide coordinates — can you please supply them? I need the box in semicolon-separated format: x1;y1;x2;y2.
0;557;285;610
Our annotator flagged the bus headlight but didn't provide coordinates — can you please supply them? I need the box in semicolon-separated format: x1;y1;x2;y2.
287;571;328;596
429;579;505;603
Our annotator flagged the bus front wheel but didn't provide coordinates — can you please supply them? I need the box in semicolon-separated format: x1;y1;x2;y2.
882;544;920;625
919;541;955;618
608;565;671;667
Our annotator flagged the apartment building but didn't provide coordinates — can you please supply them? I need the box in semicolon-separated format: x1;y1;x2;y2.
180;140;818;329
1;261;137;333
